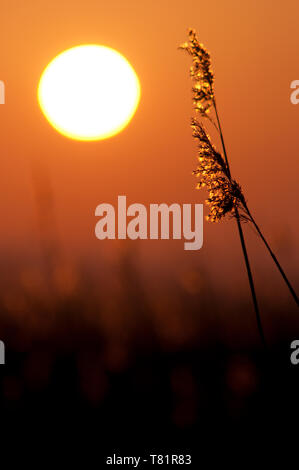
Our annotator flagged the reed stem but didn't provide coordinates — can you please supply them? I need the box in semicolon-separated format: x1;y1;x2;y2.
214;97;298;307
213;97;267;347
244;205;299;306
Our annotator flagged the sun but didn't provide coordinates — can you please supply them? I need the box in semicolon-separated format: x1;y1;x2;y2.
38;45;141;141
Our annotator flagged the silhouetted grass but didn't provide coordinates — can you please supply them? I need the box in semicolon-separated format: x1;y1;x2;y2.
180;29;298;346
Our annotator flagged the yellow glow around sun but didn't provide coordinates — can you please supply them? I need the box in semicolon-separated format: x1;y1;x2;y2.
38;45;141;141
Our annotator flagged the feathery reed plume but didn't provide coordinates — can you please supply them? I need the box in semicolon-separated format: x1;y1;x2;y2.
180;29;298;345
181;30;214;116
191;118;246;222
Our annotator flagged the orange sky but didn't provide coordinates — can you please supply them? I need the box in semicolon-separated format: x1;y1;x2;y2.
0;0;298;303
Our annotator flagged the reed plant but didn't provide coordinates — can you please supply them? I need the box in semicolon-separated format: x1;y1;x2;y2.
180;29;298;346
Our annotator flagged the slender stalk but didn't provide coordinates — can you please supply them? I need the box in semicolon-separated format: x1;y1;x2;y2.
213;97;267;347
235;208;267;347
244;204;299;306
214;97;298;307
212;99;231;178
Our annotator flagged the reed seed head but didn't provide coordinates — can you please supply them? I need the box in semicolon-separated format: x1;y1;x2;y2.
181;29;247;223
179;29;214;118
191;118;245;222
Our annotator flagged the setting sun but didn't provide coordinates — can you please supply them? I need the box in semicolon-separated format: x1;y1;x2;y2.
37;45;141;141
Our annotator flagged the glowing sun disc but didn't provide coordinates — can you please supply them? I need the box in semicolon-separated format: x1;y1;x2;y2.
38;45;141;141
